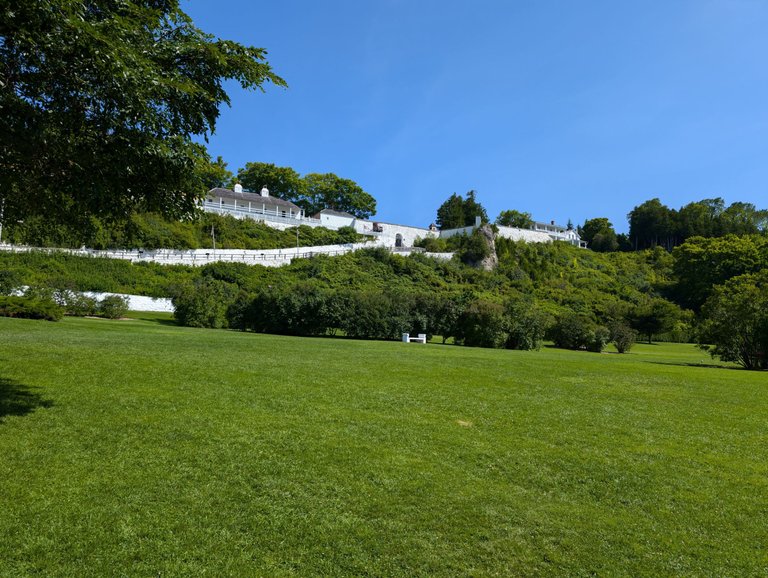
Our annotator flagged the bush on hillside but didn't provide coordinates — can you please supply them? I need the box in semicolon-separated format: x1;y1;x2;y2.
455;300;507;348
98;295;130;319
0;296;64;321
610;323;637;354
173;278;238;329
550;313;610;352
505;300;549;351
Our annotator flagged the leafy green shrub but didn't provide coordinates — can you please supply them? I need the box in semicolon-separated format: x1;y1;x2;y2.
61;292;99;316
549;313;596;350
456;300;507;348
587;326;611;353
173;278;238;329
505;300;549;350
0;296;64;321
98;295;130;319
550;313;609;352
0;270;22;295
610;323;637;353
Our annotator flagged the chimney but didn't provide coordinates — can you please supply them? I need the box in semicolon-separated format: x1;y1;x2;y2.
260;185;270;197
234;183;243;193
475;215;482;227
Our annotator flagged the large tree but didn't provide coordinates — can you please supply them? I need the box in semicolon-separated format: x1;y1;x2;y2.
628;198;675;250
235;162;304;201
698;271;768;370
1;1;285;228
579;217;618;252
496;209;533;229
436;191;488;229
301;173;376;219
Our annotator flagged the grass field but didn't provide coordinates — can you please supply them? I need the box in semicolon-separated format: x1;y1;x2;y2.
1;316;766;576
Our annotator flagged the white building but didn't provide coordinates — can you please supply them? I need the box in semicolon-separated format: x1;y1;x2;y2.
202;188;585;248
203;184;308;227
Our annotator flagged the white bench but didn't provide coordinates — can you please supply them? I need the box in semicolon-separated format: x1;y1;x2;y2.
402;333;427;344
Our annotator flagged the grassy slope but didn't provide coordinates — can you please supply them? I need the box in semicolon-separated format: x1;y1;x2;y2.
0;317;765;576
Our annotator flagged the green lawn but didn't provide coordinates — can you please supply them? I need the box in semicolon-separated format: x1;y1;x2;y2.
1;316;766;576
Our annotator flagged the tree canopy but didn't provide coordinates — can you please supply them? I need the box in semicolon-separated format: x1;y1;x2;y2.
698;271;768;370
235;162;304;203
579;218;619;252
233;163;376;219
436;191;488;229
301;173;376;219
496;210;533;229
1;0;285;227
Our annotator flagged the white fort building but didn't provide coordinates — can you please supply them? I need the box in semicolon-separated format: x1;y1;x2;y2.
204;185;586;249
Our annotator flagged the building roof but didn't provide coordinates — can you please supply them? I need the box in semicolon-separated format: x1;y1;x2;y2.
316;208;358;219
207;188;301;211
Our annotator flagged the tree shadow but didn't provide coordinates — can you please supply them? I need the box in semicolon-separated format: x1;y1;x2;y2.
130;315;179;327
0;378;53;423
643;361;743;371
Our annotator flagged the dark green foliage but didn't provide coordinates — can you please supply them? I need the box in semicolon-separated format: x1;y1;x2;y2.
457;229;492;265
610;323;637;354
627;197;767;251
698;272;768;370
549;313;610;352
98;295;130;319
0;296;63;321
235;163;304;204
302;173;376;218
235;164;377;219
628;298;683;344
436;191;488;229
672;235;768;311
579;218;619;252
413;236;450;252
0;270;21;295
4;212;365;250
628;198;675;250
1;0;285;227
549;313;598;350
496;210;533;229
61;292;99;317
172;278;238;329
505;300;549;351
455;301;508;348
0;251;197;297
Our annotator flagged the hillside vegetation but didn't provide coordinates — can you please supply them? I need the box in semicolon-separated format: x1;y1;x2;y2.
2;212;363;250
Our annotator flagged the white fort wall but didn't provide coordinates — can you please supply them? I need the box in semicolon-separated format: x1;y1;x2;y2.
0;241;385;267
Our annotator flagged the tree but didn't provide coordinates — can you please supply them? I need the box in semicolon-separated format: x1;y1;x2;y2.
672;234;768;311
674;198;724;242
1;1;286;228
698;272;768;370
235;162;304;201
579;218;619;252
628;298;681;343
496;210;533;229
301;173;376;218
628;199;674;250
436;191;488;229
199;156;234;191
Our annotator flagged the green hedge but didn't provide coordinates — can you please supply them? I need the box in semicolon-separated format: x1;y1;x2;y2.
0;296;64;321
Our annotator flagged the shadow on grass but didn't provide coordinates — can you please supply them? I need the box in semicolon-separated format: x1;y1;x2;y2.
0;378;53;423
643;360;741;371
130;315;179;327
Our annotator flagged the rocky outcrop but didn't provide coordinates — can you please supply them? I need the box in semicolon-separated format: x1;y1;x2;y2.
477;224;498;271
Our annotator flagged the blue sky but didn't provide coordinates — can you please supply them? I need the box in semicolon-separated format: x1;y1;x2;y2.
184;0;768;232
